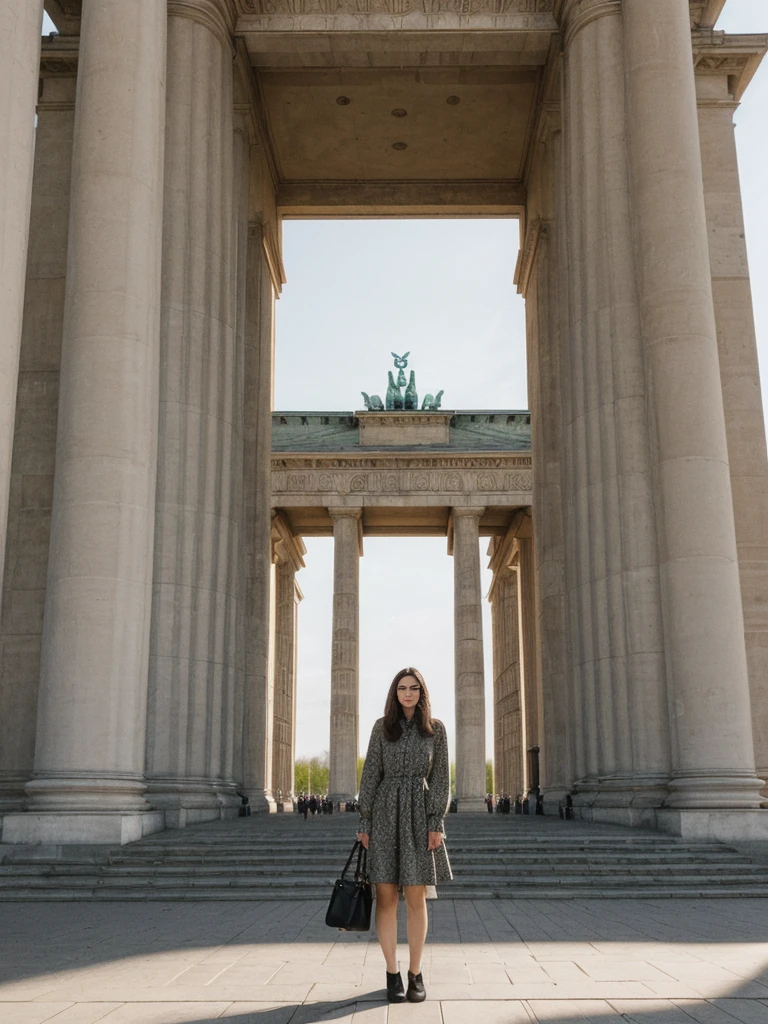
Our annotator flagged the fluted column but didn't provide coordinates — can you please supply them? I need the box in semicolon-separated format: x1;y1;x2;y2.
624;0;763;808
0;0;44;609
558;0;670;811
518;533;541;767
452;507;486;812
0;68;76;810
490;564;524;799
522;114;572;808
241;218;276;813
328;508;362;804
145;0;240;825
4;0;166;844
696;76;768;802
272;552;301;808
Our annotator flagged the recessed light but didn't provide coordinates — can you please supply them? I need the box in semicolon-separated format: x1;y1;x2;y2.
446;95;460;105
392;142;407;151
336;96;351;105
391;108;408;117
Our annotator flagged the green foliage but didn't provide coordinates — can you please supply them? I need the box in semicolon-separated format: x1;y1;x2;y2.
486;759;494;794
357;756;365;789
294;753;329;795
450;760;456;796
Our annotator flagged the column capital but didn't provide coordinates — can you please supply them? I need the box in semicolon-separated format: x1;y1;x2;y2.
168;0;237;50
450;506;486;519
328;507;363;556
328;506;363;520
554;0;621;48
272;510;306;571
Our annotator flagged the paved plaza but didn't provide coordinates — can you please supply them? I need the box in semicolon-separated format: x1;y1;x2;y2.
3;896;768;1023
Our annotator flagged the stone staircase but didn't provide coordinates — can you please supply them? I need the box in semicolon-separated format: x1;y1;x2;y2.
2;811;768;900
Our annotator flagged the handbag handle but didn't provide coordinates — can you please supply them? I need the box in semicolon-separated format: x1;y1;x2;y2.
340;839;369;883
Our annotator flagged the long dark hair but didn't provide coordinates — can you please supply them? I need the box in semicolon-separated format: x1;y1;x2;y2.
382;667;435;742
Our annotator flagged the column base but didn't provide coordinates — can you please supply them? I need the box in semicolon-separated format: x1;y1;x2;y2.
327;792;355;806
758;765;768;804
0;773;30;812
24;776;149;813
145;779;238;828
542;786;571;814
0;810;165;845
665;771;766;809
242;788;277;813
455;797;487;813
655;808;768;843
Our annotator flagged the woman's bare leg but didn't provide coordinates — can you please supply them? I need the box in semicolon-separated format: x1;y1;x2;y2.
403;885;428;975
375;883;400;973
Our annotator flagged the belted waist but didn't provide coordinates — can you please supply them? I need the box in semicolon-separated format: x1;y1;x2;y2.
382;773;429;788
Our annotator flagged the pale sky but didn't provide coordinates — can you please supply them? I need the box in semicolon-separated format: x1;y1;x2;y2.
41;3;768;767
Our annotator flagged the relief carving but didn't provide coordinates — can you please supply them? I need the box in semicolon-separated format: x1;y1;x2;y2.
240;0;551;13
273;464;532;499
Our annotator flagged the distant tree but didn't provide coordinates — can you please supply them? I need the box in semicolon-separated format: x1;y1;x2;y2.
450;761;456;796
308;754;329;794
357;756;365;789
486;759;494;794
294;759;309;793
295;752;329;794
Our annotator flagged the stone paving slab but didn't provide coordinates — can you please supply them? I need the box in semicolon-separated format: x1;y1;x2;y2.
2;899;768;1022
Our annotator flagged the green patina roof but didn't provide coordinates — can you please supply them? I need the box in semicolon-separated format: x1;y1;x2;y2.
271;412;531;453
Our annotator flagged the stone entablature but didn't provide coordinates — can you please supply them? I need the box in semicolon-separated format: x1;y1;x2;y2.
272;452;532;506
272;410;532;452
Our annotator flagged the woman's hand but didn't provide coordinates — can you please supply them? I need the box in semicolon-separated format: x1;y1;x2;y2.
357;832;370;849
427;831;443;851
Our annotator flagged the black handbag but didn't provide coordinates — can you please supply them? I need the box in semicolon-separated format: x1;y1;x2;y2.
325;839;372;932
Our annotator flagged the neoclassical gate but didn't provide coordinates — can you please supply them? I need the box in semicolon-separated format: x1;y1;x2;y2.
1;1;767;848
269;410;534;810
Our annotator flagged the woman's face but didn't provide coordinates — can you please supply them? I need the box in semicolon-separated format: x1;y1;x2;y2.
397;674;421;709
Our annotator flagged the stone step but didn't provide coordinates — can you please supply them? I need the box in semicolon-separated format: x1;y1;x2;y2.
105;849;747;866
3;813;767;900
3;868;765;892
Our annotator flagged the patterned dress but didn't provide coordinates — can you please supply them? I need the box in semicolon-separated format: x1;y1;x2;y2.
358;715;453;895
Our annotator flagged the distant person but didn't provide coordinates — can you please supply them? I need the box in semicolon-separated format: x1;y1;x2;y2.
356;667;452;1004
309;794;318;816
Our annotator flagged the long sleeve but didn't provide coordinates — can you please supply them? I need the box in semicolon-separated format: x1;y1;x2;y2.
426;721;450;833
358;718;384;834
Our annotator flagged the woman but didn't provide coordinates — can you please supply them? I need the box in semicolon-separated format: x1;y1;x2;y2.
357;667;452;1004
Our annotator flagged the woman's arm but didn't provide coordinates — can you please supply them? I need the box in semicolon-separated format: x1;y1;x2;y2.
426;721;451;834
357;719;384;834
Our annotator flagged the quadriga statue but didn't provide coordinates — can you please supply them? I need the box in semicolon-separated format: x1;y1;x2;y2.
360;352;444;413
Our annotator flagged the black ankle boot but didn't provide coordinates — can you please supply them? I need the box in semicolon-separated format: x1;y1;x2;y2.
406;969;426;1002
386;970;405;1003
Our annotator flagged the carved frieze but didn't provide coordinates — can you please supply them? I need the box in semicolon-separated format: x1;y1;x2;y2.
271;454;533;505
238;0;551;14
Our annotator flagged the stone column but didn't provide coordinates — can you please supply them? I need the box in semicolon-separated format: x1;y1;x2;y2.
520;113;572;808
558;0;670;812
272;551;302;809
518;532;541;770
328;508;362;804
696;74;768;801
0;0;44;607
241;219;276;813
0;67;76;810
4;0;166;844
624;0;763;808
144;0;241;826
451;507;486;812
489;563;524;800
